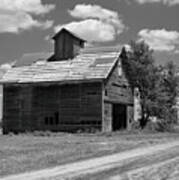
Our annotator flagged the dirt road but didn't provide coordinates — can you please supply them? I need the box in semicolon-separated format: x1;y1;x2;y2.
1;140;179;180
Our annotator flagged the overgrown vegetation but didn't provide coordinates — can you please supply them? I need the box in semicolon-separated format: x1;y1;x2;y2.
120;41;178;131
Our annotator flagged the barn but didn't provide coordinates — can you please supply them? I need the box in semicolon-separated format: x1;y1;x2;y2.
0;28;134;134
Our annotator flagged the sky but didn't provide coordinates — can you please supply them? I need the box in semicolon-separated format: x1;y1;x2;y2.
0;0;179;68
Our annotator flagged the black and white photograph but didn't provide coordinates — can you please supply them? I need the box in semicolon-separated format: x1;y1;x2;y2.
0;0;179;179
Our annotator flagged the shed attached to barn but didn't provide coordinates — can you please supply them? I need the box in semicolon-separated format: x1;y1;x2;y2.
0;28;134;134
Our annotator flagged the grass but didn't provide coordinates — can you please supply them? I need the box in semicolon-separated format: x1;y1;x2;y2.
127;158;179;180
72;146;179;180
0;131;179;177
88;157;179;180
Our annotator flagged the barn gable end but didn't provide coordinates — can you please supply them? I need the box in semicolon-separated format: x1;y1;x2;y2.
103;59;133;132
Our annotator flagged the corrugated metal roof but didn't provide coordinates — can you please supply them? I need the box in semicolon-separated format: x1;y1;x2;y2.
0;50;119;84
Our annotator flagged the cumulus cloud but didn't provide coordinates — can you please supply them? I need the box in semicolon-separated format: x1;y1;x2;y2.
0;63;12;70
55;19;116;42
0;61;16;70
0;0;55;33
55;4;126;42
174;49;179;54
138;29;179;52
68;4;123;33
69;4;118;20
0;0;55;15
134;0;179;6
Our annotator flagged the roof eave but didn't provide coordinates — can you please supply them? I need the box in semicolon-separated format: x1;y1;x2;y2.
0;78;104;85
104;56;120;80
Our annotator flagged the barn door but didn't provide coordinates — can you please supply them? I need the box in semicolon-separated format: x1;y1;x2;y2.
112;104;127;131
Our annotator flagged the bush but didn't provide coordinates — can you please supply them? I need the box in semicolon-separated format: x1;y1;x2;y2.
32;131;53;136
131;121;141;131
144;120;174;132
76;127;100;134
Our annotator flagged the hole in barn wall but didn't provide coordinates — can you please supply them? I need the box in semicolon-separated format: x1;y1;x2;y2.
50;117;53;125
45;117;49;125
55;112;59;125
105;90;108;96
87;92;97;95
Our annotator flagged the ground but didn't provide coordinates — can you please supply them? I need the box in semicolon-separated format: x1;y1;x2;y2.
74;145;179;180
0;131;179;179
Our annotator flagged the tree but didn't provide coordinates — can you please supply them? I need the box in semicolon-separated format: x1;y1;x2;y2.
159;62;178;125
120;41;178;129
120;41;157;128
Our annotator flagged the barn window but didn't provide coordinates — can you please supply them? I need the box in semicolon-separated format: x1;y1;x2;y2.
45;114;59;125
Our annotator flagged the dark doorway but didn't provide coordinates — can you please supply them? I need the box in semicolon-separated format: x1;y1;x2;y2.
112;104;127;131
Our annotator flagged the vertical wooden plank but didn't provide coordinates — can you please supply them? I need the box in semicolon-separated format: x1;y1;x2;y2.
2;85;6;134
102;83;105;132
103;102;112;132
127;105;134;130
2;84;21;133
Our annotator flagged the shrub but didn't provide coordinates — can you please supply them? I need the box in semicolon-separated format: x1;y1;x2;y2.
144;120;174;132
131;121;141;131
32;131;54;136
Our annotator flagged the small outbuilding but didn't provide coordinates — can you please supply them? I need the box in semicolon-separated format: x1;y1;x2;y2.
0;28;134;134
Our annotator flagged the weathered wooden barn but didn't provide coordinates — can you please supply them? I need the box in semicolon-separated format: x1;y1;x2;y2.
0;28;134;134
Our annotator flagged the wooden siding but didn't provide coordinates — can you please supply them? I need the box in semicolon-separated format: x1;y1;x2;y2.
3;85;21;133
54;31;74;60
127;105;134;130
103;61;134;131
104;61;133;105
103;102;112;132
53;30;84;61
3;82;102;133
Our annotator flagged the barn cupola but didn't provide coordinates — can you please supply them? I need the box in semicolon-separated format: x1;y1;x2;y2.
50;28;86;61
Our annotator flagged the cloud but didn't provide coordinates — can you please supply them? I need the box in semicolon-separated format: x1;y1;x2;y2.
55;19;116;42
0;61;16;70
55;4;126;42
0;0;55;15
69;4;118;20
0;0;55;33
0;12;53;33
134;0;179;6
138;29;179;52
0;63;12;70
174;49;179;54
68;4;122;31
